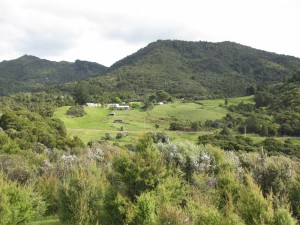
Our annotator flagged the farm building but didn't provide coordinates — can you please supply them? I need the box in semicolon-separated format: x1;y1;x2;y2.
115;105;130;110
86;103;101;107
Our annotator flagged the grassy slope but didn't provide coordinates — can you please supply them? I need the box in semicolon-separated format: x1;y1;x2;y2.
54;96;253;144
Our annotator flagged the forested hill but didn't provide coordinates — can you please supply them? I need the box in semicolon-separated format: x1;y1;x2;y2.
0;55;107;96
2;40;300;98
97;40;300;98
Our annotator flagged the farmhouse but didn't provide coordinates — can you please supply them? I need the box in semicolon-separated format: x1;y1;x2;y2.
106;103;130;110
86;103;101;107
107;103;119;108
115;105;130;110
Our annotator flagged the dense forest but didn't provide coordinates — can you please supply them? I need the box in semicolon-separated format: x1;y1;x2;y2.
2;40;300;100
102;40;300;98
0;55;107;96
1;40;300;224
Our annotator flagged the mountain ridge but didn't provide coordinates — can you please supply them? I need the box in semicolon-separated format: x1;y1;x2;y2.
96;40;300;98
0;55;108;96
1;40;300;98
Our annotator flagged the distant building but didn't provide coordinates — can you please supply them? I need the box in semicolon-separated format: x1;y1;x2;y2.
106;103;130;110
86;103;101;107
115;105;130;110
106;103;119;108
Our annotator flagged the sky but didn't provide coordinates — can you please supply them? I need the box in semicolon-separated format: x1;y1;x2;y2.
0;0;299;66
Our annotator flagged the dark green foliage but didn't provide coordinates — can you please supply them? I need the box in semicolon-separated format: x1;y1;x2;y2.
288;71;300;82
228;102;256;114
254;91;274;107
0;108;84;151
191;121;202;131
198;134;257;152
224;98;228;105
148;132;170;143
155;90;172;102
116;132;123;139
0;55;107;96
103;189;132;225
262;138;284;153
102;40;300;98
0;92;75;117
140;101;154;111
246;86;256;95
35;175;60;216
66;105;86;117
112;137;166;201
275;112;300;136
1;41;300;100
169;122;185;131
289;181;300;220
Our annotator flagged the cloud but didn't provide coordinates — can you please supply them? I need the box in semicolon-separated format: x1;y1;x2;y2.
0;0;300;65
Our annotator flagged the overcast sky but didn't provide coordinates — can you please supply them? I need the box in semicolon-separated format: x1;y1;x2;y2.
0;0;299;66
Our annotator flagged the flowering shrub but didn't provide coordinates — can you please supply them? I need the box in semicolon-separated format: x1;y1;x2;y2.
157;141;217;175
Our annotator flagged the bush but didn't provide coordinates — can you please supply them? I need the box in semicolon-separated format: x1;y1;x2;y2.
113;137;166;201
273;207;297;225
129;192;156;225
0;173;46;224
58;166;108;225
169;122;185;131
236;174;274;225
66;105;86;117
116;132;123;139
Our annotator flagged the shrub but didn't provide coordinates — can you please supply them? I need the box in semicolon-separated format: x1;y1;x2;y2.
66;105;86;117
169;122;184;131
116;132;123;139
113;137;166;201
236;174;274;225
129;192;156;225
0;173;46;224
273;207;297;225
58;166;108;225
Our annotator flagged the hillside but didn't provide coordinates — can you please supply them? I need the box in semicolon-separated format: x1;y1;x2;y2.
1;40;300;99
0;55;107;96
95;40;300;98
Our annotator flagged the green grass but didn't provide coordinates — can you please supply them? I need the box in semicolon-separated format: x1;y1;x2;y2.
54;97;254;144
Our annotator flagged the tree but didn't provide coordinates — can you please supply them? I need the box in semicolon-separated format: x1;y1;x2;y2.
156;90;171;102
66;105;86;117
254;91;273;108
246;86;256;96
112;137;166;201
73;81;92;105
224;98;228;106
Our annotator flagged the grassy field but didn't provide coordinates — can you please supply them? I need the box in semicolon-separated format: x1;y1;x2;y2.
54;96;253;144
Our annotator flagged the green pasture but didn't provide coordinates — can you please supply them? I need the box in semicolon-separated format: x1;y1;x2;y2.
54;96;254;144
